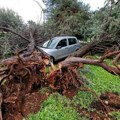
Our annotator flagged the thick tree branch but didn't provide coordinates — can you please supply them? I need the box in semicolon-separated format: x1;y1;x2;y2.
60;57;120;75
0;26;50;58
23;28;36;57
100;51;120;62
69;42;95;57
0;26;30;42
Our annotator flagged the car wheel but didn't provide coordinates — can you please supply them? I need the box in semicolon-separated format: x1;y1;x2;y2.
50;56;54;63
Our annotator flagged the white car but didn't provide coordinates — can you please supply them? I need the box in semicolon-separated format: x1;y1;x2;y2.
40;36;80;62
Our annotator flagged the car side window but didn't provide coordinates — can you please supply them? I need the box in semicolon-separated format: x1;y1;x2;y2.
68;38;77;45
56;39;67;48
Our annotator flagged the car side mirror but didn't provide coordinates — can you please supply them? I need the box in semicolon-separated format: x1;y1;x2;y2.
56;46;62;49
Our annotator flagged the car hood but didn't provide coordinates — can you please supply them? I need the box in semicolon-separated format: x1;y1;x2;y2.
39;47;56;56
40;47;54;52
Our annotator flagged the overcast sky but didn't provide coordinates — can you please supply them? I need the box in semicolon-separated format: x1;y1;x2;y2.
83;0;105;10
0;0;105;23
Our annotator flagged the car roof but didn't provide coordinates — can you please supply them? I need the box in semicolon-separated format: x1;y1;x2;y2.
53;36;76;40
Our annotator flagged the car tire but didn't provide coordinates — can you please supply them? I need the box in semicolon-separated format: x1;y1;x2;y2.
50;56;54;63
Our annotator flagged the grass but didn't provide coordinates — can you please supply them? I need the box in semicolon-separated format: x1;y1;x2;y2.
27;93;80;120
73;64;120;108
72;64;120;119
83;65;120;95
27;59;120;120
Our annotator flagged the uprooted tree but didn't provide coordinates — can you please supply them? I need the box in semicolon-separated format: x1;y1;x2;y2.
0;24;120;120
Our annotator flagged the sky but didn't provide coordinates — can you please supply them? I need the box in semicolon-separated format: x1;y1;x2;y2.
0;0;46;23
0;0;105;23
83;0;105;10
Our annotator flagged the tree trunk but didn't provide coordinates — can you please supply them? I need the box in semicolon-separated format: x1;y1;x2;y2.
0;92;2;120
69;42;95;57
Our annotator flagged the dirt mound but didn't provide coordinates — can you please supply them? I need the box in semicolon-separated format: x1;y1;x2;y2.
0;53;49;120
3;92;47;120
76;92;120;120
91;92;120;112
22;92;47;117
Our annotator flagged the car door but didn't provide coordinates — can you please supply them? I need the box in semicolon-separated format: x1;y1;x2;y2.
67;38;78;54
55;39;68;60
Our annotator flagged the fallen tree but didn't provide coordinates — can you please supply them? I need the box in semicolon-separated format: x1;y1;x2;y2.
0;26;120;120
0;49;120;120
61;51;120;75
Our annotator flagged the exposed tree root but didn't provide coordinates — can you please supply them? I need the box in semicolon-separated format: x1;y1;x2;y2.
0;51;120;120
0;52;84;120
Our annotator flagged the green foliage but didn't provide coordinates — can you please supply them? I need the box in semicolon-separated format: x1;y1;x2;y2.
0;33;12;59
0;8;23;29
86;1;120;41
0;8;25;58
44;0;120;43
44;0;90;38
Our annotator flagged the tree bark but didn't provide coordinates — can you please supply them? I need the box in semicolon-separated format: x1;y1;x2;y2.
60;57;120;75
0;92;2;120
70;34;119;58
23;29;36;57
0;26;30;42
69;42;95;57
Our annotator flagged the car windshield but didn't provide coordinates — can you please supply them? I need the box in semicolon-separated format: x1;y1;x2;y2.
42;38;57;49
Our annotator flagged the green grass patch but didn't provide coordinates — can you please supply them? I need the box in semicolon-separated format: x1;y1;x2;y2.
84;65;120;95
109;111;120;120
27;93;80;120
